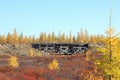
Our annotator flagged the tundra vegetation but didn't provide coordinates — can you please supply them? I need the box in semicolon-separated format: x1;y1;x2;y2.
48;59;59;70
95;27;120;80
0;28;119;80
8;56;19;68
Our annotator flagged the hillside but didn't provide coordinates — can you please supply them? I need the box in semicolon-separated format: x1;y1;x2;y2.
0;44;103;80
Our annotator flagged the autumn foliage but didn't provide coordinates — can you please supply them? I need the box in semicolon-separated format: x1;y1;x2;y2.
8;56;19;68
0;54;103;80
95;27;120;80
0;28;104;44
29;48;34;57
0;28;120;80
48;59;59;70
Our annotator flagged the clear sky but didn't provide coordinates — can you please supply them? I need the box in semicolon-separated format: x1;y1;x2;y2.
0;0;120;37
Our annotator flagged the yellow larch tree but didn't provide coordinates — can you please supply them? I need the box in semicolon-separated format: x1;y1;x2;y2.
8;56;19;68
1;35;6;44
95;27;120;80
29;48;34;57
6;32;13;44
13;29;19;44
48;59;59;70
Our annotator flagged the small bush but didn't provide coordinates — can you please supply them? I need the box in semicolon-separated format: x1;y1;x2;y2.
8;56;19;68
86;52;90;61
48;59;59;70
29;48;34;57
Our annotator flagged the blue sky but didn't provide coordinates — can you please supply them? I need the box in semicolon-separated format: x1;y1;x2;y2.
0;0;120;37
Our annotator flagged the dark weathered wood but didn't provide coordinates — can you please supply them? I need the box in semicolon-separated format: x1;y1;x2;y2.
32;43;88;55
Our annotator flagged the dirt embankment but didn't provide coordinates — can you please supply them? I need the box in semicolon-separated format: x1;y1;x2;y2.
0;44;37;57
